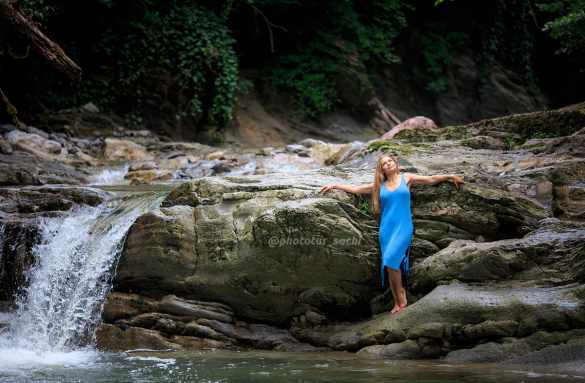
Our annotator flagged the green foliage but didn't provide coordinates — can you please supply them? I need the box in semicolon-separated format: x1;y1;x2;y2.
8;0;584;129
271;39;340;118
419;30;468;94
537;0;585;55
268;0;408;119
357;197;371;216
17;0;59;24
111;1;238;125
503;136;521;151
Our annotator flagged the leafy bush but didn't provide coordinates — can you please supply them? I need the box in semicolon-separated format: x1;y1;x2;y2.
111;1;239;125
537;0;585;55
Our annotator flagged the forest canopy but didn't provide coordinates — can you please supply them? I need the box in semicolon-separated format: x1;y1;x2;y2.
1;0;583;134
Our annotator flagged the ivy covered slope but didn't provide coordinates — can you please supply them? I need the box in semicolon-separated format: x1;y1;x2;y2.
0;0;583;142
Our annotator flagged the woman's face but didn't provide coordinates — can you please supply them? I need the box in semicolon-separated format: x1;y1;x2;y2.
381;157;397;174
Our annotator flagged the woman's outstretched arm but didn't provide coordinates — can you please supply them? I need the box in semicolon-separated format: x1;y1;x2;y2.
319;182;373;195
405;173;464;189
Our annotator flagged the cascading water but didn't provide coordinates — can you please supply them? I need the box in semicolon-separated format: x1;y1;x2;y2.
0;190;165;368
89;164;130;185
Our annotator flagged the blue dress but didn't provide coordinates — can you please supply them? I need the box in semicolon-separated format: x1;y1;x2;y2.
379;173;414;288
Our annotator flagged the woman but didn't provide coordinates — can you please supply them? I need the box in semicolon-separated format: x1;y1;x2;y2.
319;154;464;315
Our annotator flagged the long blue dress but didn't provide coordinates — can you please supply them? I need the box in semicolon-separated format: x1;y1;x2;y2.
379;172;414;289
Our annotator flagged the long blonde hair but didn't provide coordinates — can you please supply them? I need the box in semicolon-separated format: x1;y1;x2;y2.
372;154;400;221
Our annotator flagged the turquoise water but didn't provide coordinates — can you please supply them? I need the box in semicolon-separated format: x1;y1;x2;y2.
1;350;583;383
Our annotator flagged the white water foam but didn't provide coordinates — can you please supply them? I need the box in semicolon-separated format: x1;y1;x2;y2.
89;164;129;185
0;191;164;370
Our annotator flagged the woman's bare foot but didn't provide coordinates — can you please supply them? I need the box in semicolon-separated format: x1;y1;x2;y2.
390;296;408;315
390;304;406;315
398;289;407;308
390;305;401;314
399;295;408;309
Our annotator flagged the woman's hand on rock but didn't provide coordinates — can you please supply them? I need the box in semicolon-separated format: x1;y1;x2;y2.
451;176;465;189
319;184;337;193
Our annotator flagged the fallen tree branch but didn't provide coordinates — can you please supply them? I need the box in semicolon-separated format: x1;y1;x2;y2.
250;4;287;53
0;86;21;126
368;97;401;126
0;0;81;81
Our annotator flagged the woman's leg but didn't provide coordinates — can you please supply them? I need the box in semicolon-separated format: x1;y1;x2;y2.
385;266;398;308
389;269;407;314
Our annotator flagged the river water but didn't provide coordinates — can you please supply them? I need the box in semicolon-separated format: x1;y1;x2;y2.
1;349;584;382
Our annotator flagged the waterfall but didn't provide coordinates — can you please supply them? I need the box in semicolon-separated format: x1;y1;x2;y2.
89;164;130;185
0;191;164;360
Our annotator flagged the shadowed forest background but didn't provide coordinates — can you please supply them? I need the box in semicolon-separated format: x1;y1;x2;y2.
0;0;584;143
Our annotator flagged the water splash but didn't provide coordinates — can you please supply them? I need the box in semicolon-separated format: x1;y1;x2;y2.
0;191;165;366
89;164;129;185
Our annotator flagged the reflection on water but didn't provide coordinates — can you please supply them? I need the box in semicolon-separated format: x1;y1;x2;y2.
0;350;583;383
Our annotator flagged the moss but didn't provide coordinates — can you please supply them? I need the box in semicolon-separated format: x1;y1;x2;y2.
548;169;570;186
441;125;471;140
573;287;585;301
465;103;585;145
366;139;415;156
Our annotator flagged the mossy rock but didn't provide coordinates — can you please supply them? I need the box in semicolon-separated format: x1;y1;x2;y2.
366;139;415;156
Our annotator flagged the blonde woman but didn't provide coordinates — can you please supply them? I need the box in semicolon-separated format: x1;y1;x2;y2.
319;155;464;314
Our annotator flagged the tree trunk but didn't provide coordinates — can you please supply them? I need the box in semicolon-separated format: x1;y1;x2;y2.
0;0;81;81
368;97;402;135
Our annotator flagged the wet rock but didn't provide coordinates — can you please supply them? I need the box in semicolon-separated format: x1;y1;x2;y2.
502;336;585;371
121;313;187;335
197;318;303;350
104;138;152;161
206;151;226;161
23;126;49;139
286;144;311;157
381;116;439;140
117;205;197;291
158;295;234;323
95;323;182;351
178;159;219;179
411;182;547;241
129;161;158;171
161;182;200;207
81;102;100;113
125;169;173;185
305;310;327;326
0;137;12;154
101;292;159;323
295;282;585;353
0;186;105;214
183;321;231;341
169;335;228;349
445;329;585;364
461;135;506;150
0;152;88;186
0;124;17;134
5;130;65;160
412;221;585;293
116;172;378;325
357;340;423;359
0;220;39;302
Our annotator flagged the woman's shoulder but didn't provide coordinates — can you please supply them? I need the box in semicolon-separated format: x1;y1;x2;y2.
402;172;414;187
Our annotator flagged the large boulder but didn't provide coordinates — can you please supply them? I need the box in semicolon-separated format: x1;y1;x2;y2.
115;172;379;325
412;220;585;293
291;282;585;356
0;152;88;186
99;291;321;351
5;130;66;161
